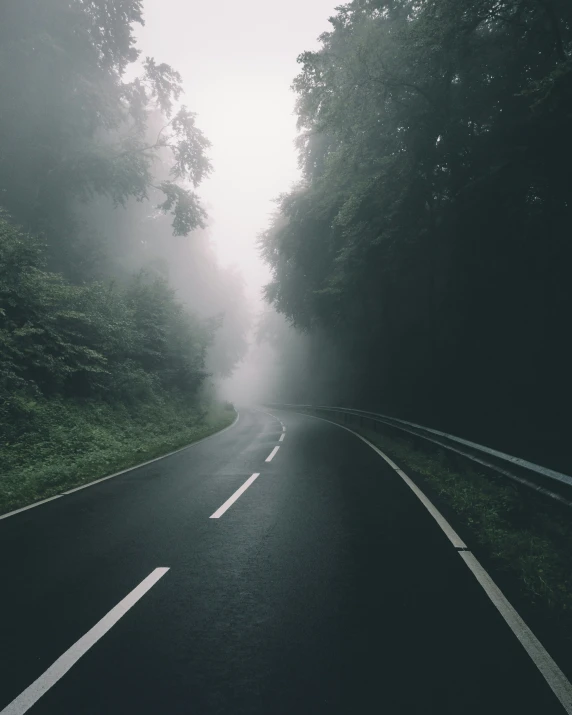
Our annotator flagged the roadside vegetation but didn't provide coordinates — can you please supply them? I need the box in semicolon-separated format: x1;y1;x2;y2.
0;216;236;514
0;1;247;514
261;0;572;449
371;431;572;611
258;0;572;653
320;411;572;621
0;398;235;515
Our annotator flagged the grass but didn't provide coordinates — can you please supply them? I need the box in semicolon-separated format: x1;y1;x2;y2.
310;410;572;620
364;428;572;615
0;397;236;514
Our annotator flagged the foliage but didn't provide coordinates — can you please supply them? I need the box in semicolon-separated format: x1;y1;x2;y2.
0;0;211;275
0;215;214;440
261;0;572;441
362;425;572;616
0;397;235;513
0;1;250;512
87;200;252;379
309;408;572;621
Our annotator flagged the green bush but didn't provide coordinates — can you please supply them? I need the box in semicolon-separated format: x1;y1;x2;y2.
0;396;235;513
0;213;230;512
0;215;214;407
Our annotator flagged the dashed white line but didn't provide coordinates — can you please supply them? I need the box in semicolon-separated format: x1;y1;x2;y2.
0;568;169;715
279;433;285;442
265;446;280;462
209;473;260;519
253;407;285;434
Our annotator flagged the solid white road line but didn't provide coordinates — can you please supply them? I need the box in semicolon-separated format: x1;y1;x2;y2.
265;446;280;463
0;412;240;520
279;433;285;442
297;411;572;713
209;473;260;519
303;415;466;546
0;568;169;715
459;551;572;713
393;468;466;549
0;495;64;521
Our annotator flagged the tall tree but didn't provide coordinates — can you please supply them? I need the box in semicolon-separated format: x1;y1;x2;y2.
261;0;572;441
0;0;210;273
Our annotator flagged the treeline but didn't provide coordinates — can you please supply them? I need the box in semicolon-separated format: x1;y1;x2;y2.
1;218;213;434
0;0;244;509
261;0;572;455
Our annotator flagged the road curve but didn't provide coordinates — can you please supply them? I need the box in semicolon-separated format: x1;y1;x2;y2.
0;408;568;714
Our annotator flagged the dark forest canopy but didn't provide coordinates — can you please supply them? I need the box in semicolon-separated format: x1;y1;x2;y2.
260;0;572;444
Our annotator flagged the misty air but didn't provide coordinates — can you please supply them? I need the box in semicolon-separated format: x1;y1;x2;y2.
1;1;572;713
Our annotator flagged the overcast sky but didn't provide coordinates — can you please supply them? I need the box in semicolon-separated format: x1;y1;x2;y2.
136;0;338;304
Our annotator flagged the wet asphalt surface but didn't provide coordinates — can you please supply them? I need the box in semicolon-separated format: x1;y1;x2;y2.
0;408;566;714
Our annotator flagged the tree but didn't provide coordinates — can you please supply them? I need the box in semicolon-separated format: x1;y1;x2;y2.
0;0;211;275
261;0;572;441
0;214;215;414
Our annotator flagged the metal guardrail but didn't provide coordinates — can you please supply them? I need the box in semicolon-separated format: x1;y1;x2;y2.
267;403;572;508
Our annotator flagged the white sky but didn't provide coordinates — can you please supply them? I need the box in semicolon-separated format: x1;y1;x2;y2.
136;0;339;304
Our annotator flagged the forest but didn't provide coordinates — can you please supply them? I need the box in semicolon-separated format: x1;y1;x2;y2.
0;0;248;510
2;0;571;509
260;0;572;465
2;3;572;709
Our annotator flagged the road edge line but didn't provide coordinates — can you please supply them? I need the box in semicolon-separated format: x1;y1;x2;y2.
459;551;572;712
285;409;572;713
0;411;240;521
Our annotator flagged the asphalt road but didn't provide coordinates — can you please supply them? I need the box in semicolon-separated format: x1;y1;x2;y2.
0;408;568;714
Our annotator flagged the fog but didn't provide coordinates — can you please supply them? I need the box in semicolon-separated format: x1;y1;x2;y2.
3;2;572;705
4;0;567;450
135;0;338;281
134;0;340;404
0;0;344;417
